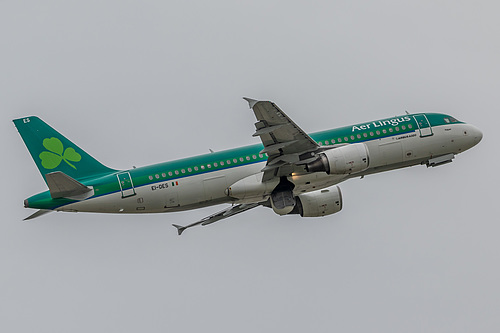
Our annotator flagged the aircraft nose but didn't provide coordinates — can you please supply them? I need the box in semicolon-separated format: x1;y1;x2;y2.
469;125;483;145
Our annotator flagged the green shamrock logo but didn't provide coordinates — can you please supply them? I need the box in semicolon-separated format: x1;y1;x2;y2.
39;137;82;170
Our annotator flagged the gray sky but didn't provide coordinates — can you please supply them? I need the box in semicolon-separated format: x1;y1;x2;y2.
1;1;499;332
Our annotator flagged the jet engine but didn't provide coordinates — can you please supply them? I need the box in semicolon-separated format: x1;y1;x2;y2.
306;143;369;174
289;186;343;217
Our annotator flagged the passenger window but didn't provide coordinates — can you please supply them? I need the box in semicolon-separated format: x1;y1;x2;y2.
338;138;342;142
200;166;205;170
149;175;153;180
181;169;186;173
214;162;218;167
194;166;198;171
344;137;348;141
357;134;361;139
402;125;406;130
168;171;173;176
188;168;192;172
155;174;160;179
175;170;179;175
408;124;413;129
370;132;374;136
227;160;231;164
363;133;368;138
233;159;237;163
246;156;250;161
389;128;393;132
376;130;380;135
395;127;399;131
162;173;166;177
331;139;335;144
207;164;211;169
383;129;387;134
252;155;257;159
239;157;244;162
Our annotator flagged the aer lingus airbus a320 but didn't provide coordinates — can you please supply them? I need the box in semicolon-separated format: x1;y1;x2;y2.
14;98;482;234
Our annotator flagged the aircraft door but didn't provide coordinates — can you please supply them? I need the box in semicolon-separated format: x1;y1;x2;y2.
413;115;433;137
117;172;136;198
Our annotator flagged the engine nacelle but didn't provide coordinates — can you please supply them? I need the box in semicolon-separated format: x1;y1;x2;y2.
306;143;369;174
290;186;343;217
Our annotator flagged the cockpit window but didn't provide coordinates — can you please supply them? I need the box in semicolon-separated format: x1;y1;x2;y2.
444;116;459;124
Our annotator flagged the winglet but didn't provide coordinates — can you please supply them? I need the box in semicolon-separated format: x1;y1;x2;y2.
243;97;258;109
172;224;186;236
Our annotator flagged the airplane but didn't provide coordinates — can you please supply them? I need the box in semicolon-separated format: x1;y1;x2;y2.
14;98;482;235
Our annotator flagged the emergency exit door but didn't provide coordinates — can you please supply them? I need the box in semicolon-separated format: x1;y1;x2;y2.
117;172;136;198
413;114;433;137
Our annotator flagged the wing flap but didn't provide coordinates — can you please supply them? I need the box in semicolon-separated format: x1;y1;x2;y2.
249;100;319;153
260;140;298;155
252;124;285;137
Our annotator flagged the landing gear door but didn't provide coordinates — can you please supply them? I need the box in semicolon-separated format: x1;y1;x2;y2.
413;114;433;137
117;172;136;198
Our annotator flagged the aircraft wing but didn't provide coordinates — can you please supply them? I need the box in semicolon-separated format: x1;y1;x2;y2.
172;203;260;235
243;98;320;181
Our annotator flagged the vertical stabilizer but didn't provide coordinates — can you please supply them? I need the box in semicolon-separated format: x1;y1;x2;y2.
13;116;116;183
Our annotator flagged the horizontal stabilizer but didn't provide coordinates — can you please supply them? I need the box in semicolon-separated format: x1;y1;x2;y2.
24;209;52;221
45;171;93;199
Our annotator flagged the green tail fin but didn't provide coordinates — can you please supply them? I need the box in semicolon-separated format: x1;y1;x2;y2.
13;116;116;183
